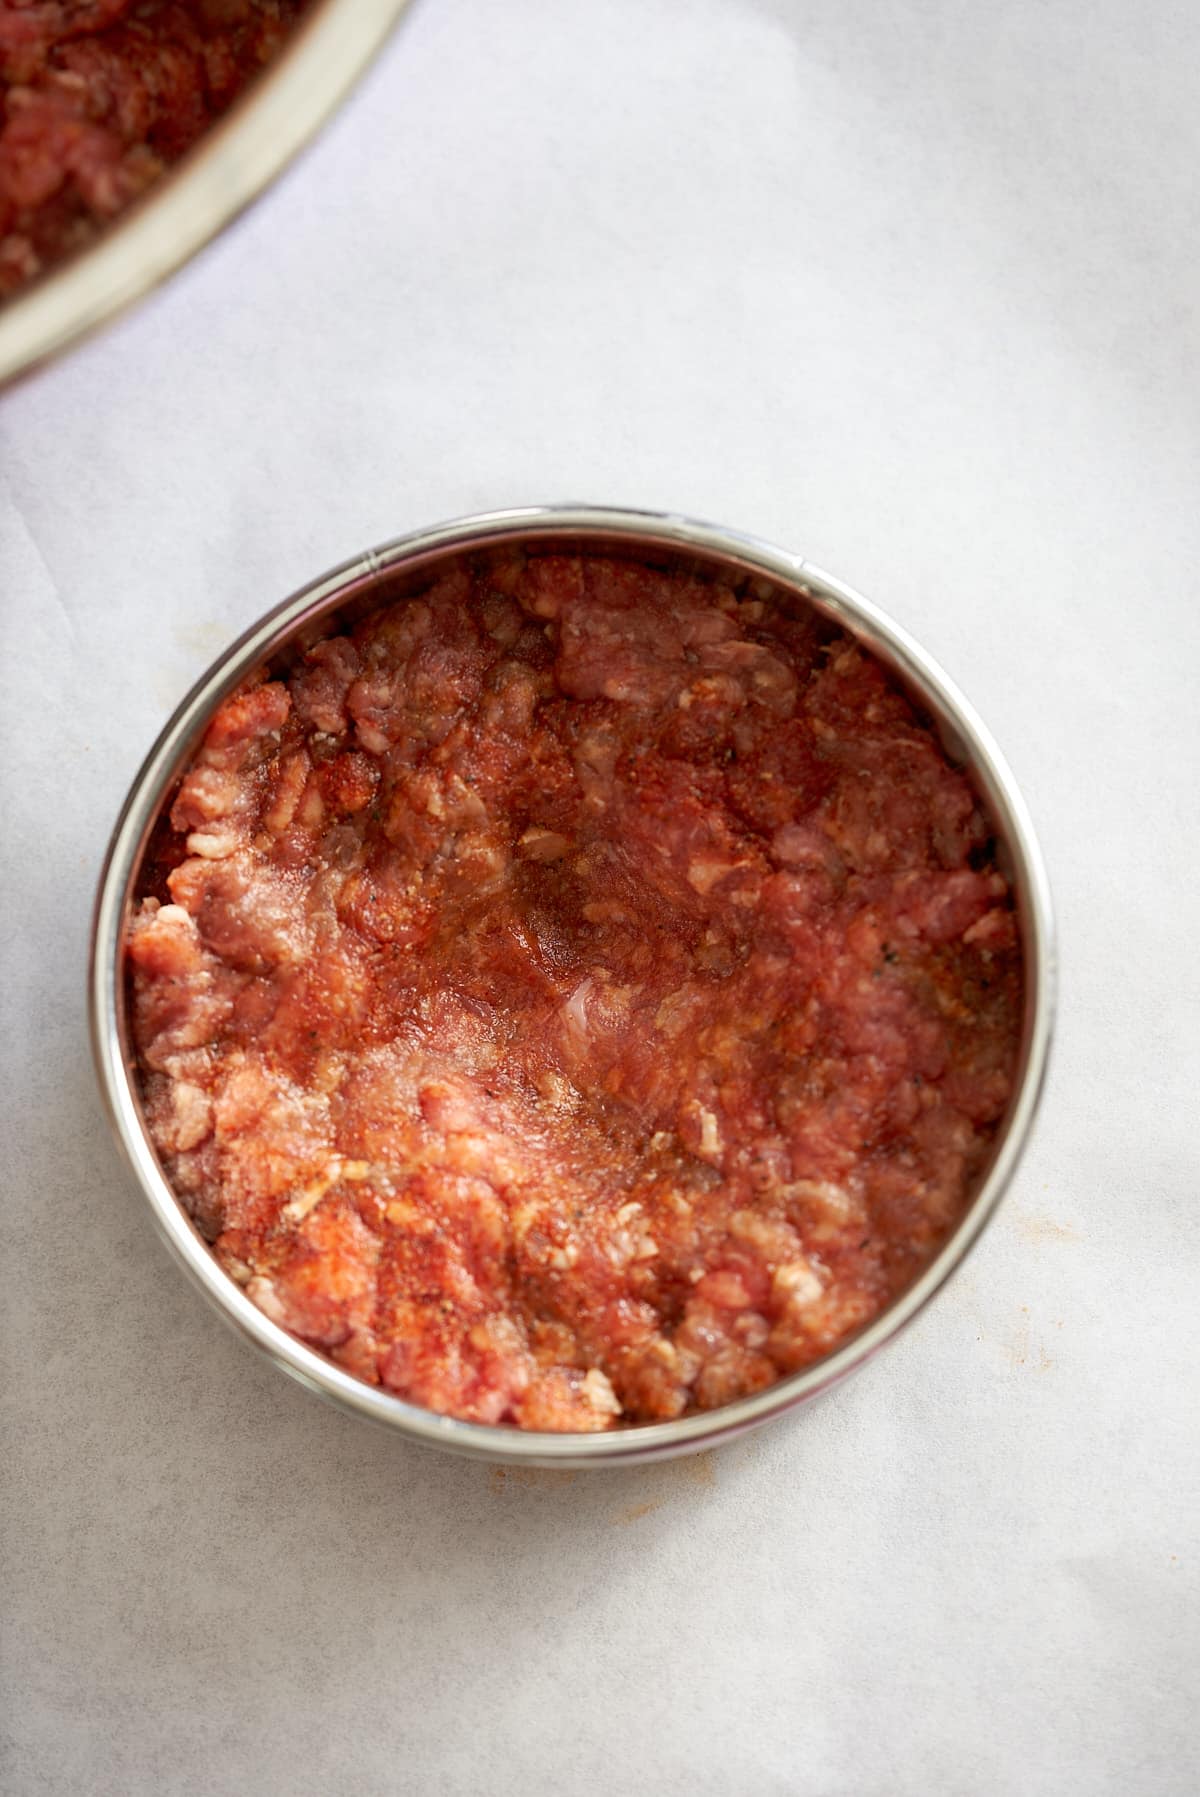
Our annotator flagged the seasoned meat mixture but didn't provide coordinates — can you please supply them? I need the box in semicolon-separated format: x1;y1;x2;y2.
128;553;1023;1431
0;0;305;299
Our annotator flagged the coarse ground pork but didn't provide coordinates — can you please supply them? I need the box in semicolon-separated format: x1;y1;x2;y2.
129;551;1023;1430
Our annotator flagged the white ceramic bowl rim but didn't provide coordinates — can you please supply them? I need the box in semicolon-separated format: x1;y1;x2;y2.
0;0;414;388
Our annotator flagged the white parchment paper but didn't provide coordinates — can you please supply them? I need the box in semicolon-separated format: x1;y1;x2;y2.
2;2;1197;1792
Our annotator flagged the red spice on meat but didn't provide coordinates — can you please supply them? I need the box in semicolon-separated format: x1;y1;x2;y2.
0;0;305;299
128;553;1023;1430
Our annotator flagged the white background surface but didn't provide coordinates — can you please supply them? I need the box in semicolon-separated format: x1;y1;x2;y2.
2;1;1197;1792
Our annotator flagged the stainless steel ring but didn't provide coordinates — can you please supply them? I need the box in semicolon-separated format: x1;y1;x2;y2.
90;505;1055;1467
0;0;414;390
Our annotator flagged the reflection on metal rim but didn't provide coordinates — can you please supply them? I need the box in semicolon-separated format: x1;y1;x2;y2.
0;0;413;391
89;505;1056;1467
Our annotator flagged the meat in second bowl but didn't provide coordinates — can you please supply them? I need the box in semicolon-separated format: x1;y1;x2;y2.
0;0;306;299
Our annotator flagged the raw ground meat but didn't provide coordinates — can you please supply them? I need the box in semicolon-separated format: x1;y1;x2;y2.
0;0;305;299
128;551;1023;1431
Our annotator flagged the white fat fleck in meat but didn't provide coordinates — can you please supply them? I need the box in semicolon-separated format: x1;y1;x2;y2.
171;765;240;827
783;1179;867;1238
608;1200;659;1266
171;1081;212;1152
686;855;753;896
583;1368;622;1417
154;904;192;929
356;722;390;755
727;1209;801;1261
263;751;310;834
518;826;572;862
185;829;239;860
561;976;595;1050
245;1276;290;1328
773;1259;825;1309
279;1157;359;1222
678;1100;724;1163
734;1312;770;1348
535;1069;580;1109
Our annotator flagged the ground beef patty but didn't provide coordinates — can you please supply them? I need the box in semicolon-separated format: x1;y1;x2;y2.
128;551;1023;1431
0;0;305;299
